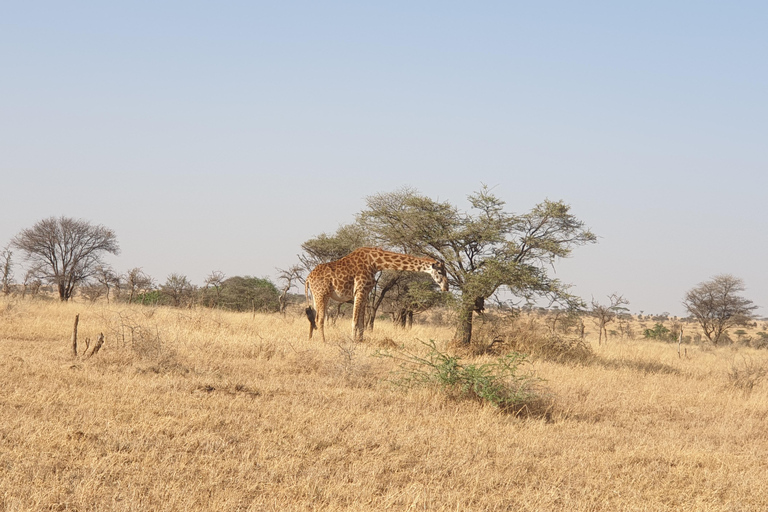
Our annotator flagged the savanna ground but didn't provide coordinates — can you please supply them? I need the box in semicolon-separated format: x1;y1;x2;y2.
1;298;767;511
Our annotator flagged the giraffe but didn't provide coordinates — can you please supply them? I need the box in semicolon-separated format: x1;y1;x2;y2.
304;247;449;342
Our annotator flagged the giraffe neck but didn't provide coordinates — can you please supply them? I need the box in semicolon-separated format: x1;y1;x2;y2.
367;248;432;273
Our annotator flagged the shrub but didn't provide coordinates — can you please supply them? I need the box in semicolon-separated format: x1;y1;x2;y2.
727;356;768;396
484;317;593;364
217;276;280;312
643;323;675;341
379;340;547;415
753;332;768;350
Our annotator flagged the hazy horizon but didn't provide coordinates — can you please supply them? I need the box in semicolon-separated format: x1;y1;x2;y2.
2;2;767;317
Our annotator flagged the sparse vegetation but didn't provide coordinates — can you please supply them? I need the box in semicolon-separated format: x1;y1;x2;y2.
380;340;546;414
2;298;768;511
643;322;673;341
727;355;768;396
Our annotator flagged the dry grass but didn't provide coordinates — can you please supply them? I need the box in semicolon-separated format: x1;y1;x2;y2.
2;298;768;511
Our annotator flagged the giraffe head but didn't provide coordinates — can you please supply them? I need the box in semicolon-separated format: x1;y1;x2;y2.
428;259;449;292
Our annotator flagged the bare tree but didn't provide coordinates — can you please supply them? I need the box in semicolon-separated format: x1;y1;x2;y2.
123;267;154;303
21;266;43;298
590;293;630;345
1;244;13;295
93;265;119;303
276;265;304;315
683;274;758;345
12;216;119;301
79;282;105;303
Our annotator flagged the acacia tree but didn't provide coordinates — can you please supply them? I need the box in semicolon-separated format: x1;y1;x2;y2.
218;276;280;312
161;273;195;307
359;187;596;345
93;265;119;303
12;216;120;301
123;267;153;303
202;271;226;307
276;265;304;315
590;293;630;345
299;223;370;272
683;274;758;345
383;274;448;328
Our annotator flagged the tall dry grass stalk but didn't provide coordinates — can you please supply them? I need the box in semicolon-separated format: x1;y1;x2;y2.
1;298;768;511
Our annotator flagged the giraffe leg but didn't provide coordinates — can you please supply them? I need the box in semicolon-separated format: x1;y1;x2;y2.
352;293;367;342
315;296;329;343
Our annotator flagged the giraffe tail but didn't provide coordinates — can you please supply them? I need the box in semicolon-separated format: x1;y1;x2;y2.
305;307;317;330
304;280;317;333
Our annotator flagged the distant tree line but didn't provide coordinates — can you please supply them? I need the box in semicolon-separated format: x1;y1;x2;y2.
4;209;762;347
2;216;281;312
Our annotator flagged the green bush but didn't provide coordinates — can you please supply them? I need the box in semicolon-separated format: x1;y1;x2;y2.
217;276;280;312
134;290;162;305
643;323;674;341
379;340;547;415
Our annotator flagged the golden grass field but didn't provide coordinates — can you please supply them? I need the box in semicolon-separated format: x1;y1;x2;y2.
2;298;768;511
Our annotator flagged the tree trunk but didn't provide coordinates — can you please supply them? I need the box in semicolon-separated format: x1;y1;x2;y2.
453;298;477;345
366;278;397;330
394;309;407;328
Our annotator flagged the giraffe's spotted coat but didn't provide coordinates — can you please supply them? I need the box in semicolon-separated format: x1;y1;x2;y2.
305;247;448;341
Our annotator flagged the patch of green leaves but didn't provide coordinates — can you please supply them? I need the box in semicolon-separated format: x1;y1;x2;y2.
378;340;545;414
643;323;673;341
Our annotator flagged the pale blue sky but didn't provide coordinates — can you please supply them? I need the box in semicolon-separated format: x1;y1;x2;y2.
2;2;766;316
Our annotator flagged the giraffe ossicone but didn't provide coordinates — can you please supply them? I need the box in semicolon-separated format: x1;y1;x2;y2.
304;247;449;342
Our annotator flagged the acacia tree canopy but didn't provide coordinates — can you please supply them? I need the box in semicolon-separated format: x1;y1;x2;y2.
683;274;758;345
12;216;120;301
359;186;597;345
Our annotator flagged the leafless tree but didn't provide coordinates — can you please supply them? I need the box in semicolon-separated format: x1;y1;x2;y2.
590;293;630;345
79;283;105;303
683;274;758;345
21;267;43;298
123;267;154;303
12;216;119;301
93;265;119;303
276;265;304;315
1;244;13;295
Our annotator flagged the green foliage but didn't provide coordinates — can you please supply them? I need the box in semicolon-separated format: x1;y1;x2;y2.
359;186;596;344
160;273;195;307
299;223;370;271
379;340;545;414
135;290;162;305
218;276;280;312
643;323;672;341
384;274;450;326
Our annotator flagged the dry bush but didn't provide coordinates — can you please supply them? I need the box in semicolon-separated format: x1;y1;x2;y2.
728;355;768;396
596;356;680;376
470;313;594;364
